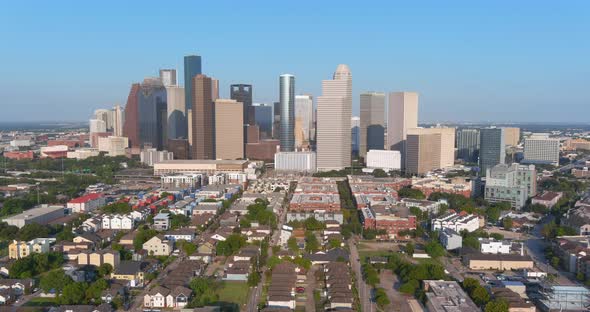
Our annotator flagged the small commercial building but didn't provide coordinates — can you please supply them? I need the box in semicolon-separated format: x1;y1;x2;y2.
464;254;533;270
67;193;106;213
274;151;316;172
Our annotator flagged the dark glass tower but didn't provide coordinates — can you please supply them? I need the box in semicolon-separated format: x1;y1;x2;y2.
183;55;202;137
230;84;254;126
479;128;505;176
137;78;167;150
254;104;273;139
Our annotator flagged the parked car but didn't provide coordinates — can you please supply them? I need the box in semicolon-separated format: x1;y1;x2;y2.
296;287;305;293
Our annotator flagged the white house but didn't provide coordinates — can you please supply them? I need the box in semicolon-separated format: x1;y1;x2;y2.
163;228;195;242
102;214;134;230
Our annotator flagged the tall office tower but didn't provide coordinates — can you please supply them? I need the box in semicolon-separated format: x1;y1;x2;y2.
273;101;281;139
317;64;352;171
253;103;273;139
503;127;520;146
112;105;124;137
211;78;219;101
184;55;202;123
405;128;455;174
89;119;107;133
387;92;418;159
214;99;244;160
137;77;168;150
191;74;214;159
359;92;386;158
123;83;141;148
351;116;360;157
295;95;313;149
405;131;440;175
479;128;505;176
165;85;186;140
230;84;254;126
93;109;113;131
159;69;177;87
523;133;559;166
456;128;480;163
279;75;295;152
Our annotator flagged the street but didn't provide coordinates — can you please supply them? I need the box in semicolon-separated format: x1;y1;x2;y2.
349;236;376;312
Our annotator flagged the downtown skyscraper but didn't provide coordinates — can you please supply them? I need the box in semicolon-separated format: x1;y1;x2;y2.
230;84;254;126
317;64;352;171
295;94;313;149
183;55;202;138
387;92;418;168
456;128;480;163
191;74;215;159
479;127;505;176
279;74;295;152
359;91;385;158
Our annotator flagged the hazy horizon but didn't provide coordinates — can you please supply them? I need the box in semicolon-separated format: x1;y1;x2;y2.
1;1;588;123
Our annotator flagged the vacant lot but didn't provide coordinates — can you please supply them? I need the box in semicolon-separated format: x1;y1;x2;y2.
216;281;250;310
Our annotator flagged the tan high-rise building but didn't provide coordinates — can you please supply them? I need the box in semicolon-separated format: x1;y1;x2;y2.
406;127;455;174
215;99;244;160
317;65;352;171
211;78;219;101
113;105;124;137
503;127;520;146
359;92;385;158
406;132;441;175
295;95;313;149
191;74;215;159
387;92;418;164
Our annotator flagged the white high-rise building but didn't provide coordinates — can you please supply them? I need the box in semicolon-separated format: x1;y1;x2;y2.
523;133;559;166
89;119;107;133
165;85;186;140
359;92;385;158
113;105;124;137
387;92;418;167
295;95;313;149
159;69;177;87
317;64;352;171
94;109;114;131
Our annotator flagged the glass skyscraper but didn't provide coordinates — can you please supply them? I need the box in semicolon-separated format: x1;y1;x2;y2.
457;128;480;163
253;103;273;138
183;55;202;138
279;74;295;152
137;78;167;150
230;84;254;126
479;128;505;176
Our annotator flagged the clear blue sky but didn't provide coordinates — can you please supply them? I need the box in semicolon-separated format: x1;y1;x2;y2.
1;1;588;123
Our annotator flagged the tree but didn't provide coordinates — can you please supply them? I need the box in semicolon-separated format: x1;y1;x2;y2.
362;264;380;287
328;237;342;249
85;278;108;301
425;241;445;258
267;256;283;269
287;237;299;253
485;299;509;312
463;236;481;249
16;223;50;241
404;242;415;256
304;231;320;253
486;206;501;222
372;169;388;178
374;287;390;308
490;233;504;240
248;271;261;287
178;240;197;256
471;286;491;306
398;188;425;200
502;217;513;230
97;263;113;277
399;279;419;294
59;282;88;305
462;278;479;294
39;269;73;293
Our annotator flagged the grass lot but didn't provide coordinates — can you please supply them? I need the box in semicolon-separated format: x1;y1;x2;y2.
358;249;393;262
215;281;249;309
25;297;58;307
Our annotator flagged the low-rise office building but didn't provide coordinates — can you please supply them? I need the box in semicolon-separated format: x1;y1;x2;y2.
153;159;249;175
431;211;481;233
423;280;479;312
2;205;65;228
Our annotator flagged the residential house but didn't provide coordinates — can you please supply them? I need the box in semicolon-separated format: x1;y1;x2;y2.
111;261;146;287
164;228;195;242
8;238;55;259
143;235;173;256
153;213;170;231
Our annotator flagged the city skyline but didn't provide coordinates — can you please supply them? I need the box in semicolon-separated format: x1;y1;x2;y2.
1;1;588;123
